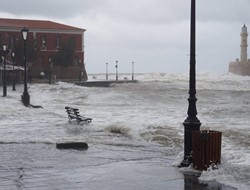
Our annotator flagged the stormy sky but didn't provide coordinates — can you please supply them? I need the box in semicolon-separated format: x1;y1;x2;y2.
0;0;250;74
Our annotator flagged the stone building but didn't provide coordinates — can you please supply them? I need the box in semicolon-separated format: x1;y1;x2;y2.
229;24;250;76
0;18;88;82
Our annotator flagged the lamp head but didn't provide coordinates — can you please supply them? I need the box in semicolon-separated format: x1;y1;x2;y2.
3;44;7;51
21;27;29;41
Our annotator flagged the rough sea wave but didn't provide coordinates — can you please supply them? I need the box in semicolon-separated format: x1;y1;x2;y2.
0;72;249;189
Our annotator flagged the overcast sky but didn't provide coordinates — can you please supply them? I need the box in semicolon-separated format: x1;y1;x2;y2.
1;0;250;74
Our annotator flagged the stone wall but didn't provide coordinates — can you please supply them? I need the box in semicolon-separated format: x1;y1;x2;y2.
229;63;250;76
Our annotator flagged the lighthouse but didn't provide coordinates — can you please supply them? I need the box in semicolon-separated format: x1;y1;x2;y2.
229;24;250;76
240;24;248;64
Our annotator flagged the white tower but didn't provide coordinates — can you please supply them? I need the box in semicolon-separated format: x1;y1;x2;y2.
240;24;248;64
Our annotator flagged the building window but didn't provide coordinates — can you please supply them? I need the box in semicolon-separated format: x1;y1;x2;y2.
56;36;61;50
38;56;43;64
69;36;76;48
74;57;79;65
9;35;15;49
41;36;46;50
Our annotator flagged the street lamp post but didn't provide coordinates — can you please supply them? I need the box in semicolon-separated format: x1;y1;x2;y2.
115;61;118;81
21;27;30;107
180;0;201;167
11;51;16;91
49;57;52;84
2;44;7;97
79;60;82;81
106;62;108;80
132;61;134;81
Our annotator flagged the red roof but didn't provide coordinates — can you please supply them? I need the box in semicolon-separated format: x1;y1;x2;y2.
0;18;85;32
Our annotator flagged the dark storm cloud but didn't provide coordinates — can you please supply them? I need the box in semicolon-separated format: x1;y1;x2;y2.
0;0;103;18
197;0;250;23
1;0;190;24
0;0;249;73
1;0;249;24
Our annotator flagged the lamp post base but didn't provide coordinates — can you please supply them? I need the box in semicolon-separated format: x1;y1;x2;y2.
22;92;30;107
179;158;192;168
179;118;201;167
12;83;16;91
3;86;7;97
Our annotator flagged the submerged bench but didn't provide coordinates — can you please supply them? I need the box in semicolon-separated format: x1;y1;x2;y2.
65;106;92;124
56;142;88;150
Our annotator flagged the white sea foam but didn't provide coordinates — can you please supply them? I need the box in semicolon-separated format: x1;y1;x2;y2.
0;72;249;189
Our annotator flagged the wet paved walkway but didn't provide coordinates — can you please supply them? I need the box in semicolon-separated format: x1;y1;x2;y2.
0;143;236;190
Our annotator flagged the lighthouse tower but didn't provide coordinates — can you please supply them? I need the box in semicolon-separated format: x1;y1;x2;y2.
229;24;250;75
240;24;248;64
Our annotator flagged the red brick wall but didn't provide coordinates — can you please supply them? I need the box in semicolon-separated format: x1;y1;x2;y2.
0;30;86;81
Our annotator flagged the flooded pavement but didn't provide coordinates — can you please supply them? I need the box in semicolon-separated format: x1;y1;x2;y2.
0;143;236;190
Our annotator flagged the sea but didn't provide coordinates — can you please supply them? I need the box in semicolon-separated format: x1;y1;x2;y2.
0;72;249;190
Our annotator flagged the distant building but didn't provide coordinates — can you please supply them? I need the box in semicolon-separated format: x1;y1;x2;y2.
0;18;88;82
229;24;250;76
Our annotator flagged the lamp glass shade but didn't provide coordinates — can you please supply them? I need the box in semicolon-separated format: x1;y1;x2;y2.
3;44;7;51
21;27;29;40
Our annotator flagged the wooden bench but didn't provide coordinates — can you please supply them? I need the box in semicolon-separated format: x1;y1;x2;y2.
65;106;92;124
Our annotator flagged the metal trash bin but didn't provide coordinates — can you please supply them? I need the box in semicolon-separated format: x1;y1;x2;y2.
192;130;222;171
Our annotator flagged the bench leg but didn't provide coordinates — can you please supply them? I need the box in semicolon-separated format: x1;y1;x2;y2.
68;116;73;123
